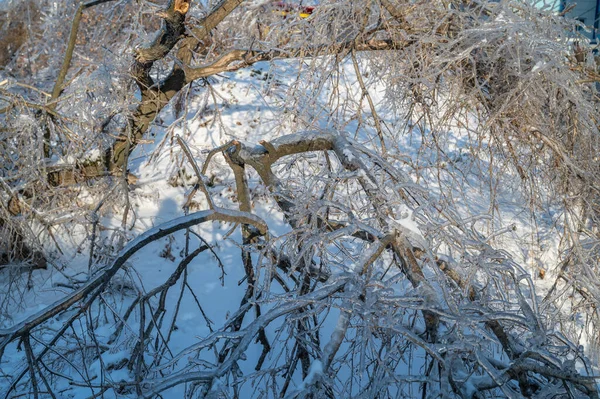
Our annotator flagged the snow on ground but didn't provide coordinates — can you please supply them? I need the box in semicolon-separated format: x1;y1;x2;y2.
1;57;596;397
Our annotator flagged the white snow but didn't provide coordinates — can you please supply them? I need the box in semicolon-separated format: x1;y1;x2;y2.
2;50;598;398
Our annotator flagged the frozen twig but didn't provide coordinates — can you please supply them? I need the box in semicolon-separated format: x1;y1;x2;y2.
0;209;267;352
176;135;216;210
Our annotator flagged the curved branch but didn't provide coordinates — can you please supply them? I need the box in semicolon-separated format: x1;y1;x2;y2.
0;208;267;354
184;39;401;82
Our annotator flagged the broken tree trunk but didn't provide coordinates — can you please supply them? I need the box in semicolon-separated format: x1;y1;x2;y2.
106;0;244;174
106;0;191;173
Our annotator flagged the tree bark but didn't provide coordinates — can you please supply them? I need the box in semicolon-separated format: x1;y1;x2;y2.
105;0;247;174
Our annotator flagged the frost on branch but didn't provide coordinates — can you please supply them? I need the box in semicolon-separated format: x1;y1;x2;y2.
1;0;600;398
2;130;599;398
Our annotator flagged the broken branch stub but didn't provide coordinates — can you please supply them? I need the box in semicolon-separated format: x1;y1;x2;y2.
133;0;192;82
174;0;191;14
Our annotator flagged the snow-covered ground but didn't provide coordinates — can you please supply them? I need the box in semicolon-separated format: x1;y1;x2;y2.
1;56;598;397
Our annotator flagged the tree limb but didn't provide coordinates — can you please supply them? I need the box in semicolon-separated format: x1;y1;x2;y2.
0;208;267;354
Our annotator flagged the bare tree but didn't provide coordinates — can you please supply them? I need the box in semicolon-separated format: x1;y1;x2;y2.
0;0;599;397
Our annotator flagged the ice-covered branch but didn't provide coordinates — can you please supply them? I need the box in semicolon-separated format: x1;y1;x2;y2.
0;208;267;353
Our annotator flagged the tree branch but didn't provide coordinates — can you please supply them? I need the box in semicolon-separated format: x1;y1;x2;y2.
0;208;267;354
184;39;401;82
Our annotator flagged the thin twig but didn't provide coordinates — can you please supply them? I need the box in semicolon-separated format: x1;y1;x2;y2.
351;48;386;156
201;140;237;175
176;135;216;210
23;335;39;399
